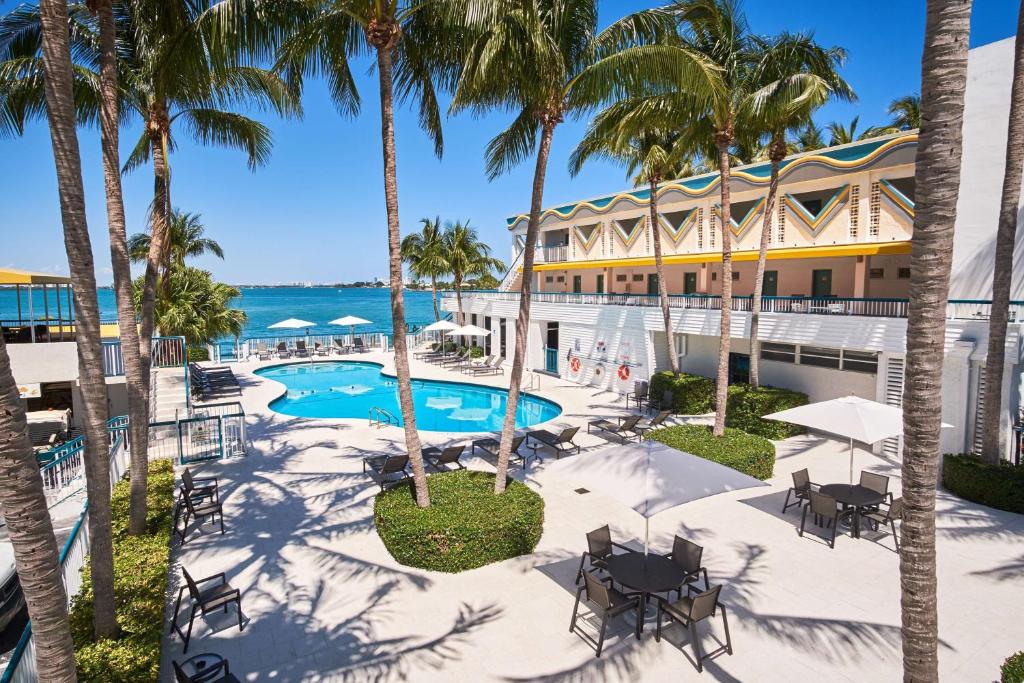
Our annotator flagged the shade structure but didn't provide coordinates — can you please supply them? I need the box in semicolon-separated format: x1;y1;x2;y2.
546;441;768;553
268;318;315;329
449;324;491;337
424;320;459;332
328;316;371;327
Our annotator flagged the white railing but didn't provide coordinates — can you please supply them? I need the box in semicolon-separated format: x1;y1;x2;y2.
148;401;247;464
537;244;568;263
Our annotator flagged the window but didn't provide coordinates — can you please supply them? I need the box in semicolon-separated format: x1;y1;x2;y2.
842;349;878;374
556;275;565;283
869;268;885;279
799;346;841;369
761;343;796;363
732;271;740;281
711;272;718;281
616;274;628;282
632;274;644;282
898;267;911;279
545;276;554;283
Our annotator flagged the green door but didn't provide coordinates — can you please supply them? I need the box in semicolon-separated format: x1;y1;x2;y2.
811;269;833;298
572;275;582;293
763;270;778;297
647;274;659;295
596;274;604;294
684;272;697;294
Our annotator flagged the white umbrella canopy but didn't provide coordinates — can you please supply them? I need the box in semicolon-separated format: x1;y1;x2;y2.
547;441;768;553
424;320;459;332
268;318;315;329
328;315;371;327
449;324;491;337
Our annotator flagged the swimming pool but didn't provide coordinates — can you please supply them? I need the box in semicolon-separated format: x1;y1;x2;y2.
256;361;562;432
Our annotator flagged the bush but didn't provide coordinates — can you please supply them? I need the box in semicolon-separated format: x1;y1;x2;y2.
70;459;175;682
943;454;1024;514
1003;651;1024;683
646;424;776;480
375;470;544;572
726;384;808;439
186;345;209;362
464;345;485;359
648;371;715;415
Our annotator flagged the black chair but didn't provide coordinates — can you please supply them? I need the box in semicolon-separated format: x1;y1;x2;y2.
575;525;631;585
862;497;904;552
294;340;310;358
655;584;733;673
171;568;243;653
629;381;649;411
176;486;225;544
362;453;410;490
423;444;465;471
636;409;672;438
276;342;291;358
173;657;242;683
649;389;674;413
782;468;819;513
353;337;367;353
859;471;893;506
799;491;852;549
181;467;218;504
570;571;642;657
664;536;710;598
472;435;533;466
527;426;581;458
588;415;643;443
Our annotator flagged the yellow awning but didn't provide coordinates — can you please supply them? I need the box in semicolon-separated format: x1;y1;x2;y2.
531;241;912;272
0;268;72;285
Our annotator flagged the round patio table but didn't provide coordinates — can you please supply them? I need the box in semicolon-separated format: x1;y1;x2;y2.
819;484;885;539
178;653;225;682
605;552;687;632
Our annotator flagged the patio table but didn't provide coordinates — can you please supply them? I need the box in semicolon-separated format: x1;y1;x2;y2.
178;652;225;682
605;552;688;632
819;483;884;539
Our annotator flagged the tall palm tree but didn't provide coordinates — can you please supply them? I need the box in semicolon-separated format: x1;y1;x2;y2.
444;220;505;325
888;93;922;130
793;120;825;151
900;0;973;678
0;338;77;680
745;32;853;388
826;115;893;145
401;216;449;321
128;211;225;270
35;0;118;639
981;3;1024;464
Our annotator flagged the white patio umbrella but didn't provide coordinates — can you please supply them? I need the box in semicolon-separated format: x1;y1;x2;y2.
329;315;372;345
449;324;491;353
268;318;316;363
546;441;768;554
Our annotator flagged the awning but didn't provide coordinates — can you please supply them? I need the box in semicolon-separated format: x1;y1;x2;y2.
0;268;72;286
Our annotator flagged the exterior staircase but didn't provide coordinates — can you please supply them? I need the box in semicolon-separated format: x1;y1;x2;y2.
498;249;524;292
153;366;188;423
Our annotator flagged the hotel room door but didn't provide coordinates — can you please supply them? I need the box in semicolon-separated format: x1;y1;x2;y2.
763;271;778;297
812;269;833;298
684;272;697;294
596;274;604;293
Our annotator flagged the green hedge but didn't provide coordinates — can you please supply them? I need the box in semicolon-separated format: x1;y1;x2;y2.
649;371;715;415
186;346;209;362
943;454;1024;514
646;424;776;480
375;470;544;572
70;459;175;682
1003;651;1024;683
726;384;808;439
460;345;485;358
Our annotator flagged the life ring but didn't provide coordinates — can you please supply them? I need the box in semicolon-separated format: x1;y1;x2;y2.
570;357;581;373
617;365;630;381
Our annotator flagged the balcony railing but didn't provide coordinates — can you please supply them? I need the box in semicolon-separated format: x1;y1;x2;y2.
537;244;568;263
442;290;1024;322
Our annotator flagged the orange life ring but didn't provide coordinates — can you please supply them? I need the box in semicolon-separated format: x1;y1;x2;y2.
617;365;630;381
570;357;581;373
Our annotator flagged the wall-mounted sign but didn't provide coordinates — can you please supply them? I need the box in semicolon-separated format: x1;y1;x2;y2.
18;383;41;399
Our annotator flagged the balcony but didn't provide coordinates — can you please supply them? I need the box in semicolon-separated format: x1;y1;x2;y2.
536;244;568;264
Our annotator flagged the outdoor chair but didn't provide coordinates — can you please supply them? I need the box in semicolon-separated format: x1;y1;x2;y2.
575;525;632;585
649;390;674;413
313;342;330;357
588;414;643;443
628;381;649;411
468;356;505;375
255;342;273;361
462;355;496;374
472;435;532;466
173;657;242;683
333;338;350;355
782;468;819;513
423;444;465;471
294;340;310;358
276;342;291;359
171;567;243;653
570;571;642;658
664;536;711;599
176;486;225;544
353;337;367;353
636;410;672;438
862;497;904;552
181;467;218;504
437;349;469;366
799;491;852;549
655;584;733;673
527;426;581;458
859;471;893;506
361;453;410;490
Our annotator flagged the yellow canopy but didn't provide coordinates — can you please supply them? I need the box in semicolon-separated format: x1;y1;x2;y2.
0;268;72;286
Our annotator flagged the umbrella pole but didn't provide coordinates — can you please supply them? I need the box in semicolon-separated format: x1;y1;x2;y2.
644;518;649;556
849;437;854;484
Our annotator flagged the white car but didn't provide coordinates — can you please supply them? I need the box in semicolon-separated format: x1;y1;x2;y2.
0;543;25;632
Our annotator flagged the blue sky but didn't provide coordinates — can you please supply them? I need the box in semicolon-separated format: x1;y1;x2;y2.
0;0;1017;285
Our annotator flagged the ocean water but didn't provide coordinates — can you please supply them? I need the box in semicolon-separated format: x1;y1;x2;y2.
0;286;438;338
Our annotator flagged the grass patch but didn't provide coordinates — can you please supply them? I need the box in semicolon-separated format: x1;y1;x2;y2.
69;458;175;682
646;424;776;480
943;454;1024;514
374;470;544;573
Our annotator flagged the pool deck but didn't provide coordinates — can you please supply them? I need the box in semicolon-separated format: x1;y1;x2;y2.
160;350;1024;682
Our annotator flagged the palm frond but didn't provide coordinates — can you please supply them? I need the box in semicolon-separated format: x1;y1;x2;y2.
483;106;538;180
175;107;272;169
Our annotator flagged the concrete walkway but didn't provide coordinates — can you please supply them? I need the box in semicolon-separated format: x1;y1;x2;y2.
160;352;1024;682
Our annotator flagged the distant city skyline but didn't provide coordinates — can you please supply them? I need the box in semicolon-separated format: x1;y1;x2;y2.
0;0;1015;285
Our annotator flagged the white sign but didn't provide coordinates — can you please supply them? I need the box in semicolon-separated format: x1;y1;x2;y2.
17;383;41;399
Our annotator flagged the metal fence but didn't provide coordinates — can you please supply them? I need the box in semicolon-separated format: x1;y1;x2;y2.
103;336;187;377
148;401;246;464
237;333;388;360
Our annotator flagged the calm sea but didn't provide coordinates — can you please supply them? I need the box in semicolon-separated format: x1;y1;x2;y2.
0;286;438;339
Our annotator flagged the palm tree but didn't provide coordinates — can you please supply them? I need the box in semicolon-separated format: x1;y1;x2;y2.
826;115;894;145
888;93;921;130
35;0;118;639
137;266;247;346
444;220;505;325
401;217;449;321
128;211;225;270
0;338;77;680
981;4;1024;464
745;32;853;389
793;120;825;151
900;1;973;678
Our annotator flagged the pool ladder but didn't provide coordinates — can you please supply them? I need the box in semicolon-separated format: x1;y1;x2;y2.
369;406;397;428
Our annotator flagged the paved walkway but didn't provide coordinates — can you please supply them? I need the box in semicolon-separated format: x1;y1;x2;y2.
160;352;1024;681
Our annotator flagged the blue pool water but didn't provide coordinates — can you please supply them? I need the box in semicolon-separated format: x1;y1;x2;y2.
256;361;561;432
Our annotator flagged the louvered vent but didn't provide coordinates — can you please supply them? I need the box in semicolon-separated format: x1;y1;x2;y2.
972;366;986;456
883;356;905;457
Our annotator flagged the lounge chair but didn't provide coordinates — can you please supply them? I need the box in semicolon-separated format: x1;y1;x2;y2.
353;337;367;353
527;426;581;458
465;355;504;376
570;571;641;658
655;584;733;673
437;349;469;366
423;444;465;471
173;656;242;683
255;342;272;361
635;409;671;437
628;381;649;411
799;491;852;549
276;342;291;359
588;414;643;442
575;524;631;585
294;340;310;358
362;453;409;490
472;435;533;466
332;338;350;355
862;497;903;552
663;536;710;599
782;468;819;513
171;567;243;653
461;354;494;372
313;342;330;357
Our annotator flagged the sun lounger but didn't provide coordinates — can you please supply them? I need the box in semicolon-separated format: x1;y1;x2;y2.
423;444;466;471
294;340;310;358
313;342;330;357
527;426;581;458
464;356;504;375
276;342;291;358
362;454;409;490
472;435;534;466
353;337;367;353
588;414;643;442
636;409;672;437
255;342;273;361
333;338;350;355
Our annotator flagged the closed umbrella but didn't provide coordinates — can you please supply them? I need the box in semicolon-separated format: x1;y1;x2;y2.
546;441;768;554
329;315;372;348
268;318;316;364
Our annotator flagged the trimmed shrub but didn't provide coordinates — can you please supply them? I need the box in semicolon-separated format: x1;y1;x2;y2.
375;470;544;572
648;371;715;415
646;424;776;480
726;384;808;439
464;345;485;359
70;459;175;682
943;454;1024;514
1003;651;1024;683
186;346;209;362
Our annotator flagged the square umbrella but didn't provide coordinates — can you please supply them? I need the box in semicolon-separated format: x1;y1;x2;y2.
423;319;459;351
269;318;316;363
329;315;372;346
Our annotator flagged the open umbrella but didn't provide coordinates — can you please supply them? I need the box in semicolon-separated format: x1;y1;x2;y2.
423;319;459;354
268;318;316;364
329;315;372;347
546;441;768;554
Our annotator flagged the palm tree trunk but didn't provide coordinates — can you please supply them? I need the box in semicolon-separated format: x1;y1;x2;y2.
901;1;973;678
981;2;1024;464
0;338;77;682
93;0;148;535
455;274;465;325
649;178;677;374
750;137;785;390
431;275;439;321
713;132;734;437
375;42;429;507
37;0;118;639
495;118;556;495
